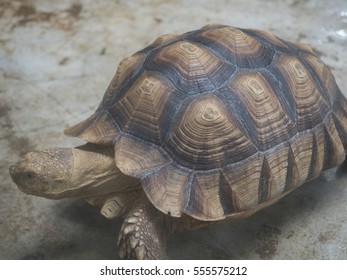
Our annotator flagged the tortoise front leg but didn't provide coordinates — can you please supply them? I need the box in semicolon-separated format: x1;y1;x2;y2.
117;194;172;259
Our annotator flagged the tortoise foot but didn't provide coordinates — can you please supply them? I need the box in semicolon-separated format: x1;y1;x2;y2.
117;196;169;260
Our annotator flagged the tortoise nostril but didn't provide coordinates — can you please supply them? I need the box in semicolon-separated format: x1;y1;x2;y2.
9;164;17;177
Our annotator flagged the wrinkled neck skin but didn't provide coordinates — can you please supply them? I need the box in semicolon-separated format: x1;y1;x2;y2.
9;144;140;199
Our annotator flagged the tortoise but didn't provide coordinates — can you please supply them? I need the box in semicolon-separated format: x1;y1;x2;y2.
9;24;347;259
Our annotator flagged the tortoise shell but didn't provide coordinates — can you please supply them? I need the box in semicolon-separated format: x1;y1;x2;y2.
65;24;347;221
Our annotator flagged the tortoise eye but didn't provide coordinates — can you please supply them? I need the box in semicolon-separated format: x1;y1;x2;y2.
25;172;36;180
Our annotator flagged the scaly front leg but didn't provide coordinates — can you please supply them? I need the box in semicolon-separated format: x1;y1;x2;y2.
117;194;172;259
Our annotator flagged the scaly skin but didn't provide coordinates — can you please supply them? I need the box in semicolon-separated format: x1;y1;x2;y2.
9;144;141;220
118;194;171;259
9;144;210;259
117;193;215;259
9;144;213;259
86;190;141;219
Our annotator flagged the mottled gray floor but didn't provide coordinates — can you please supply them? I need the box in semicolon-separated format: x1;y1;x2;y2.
1;0;346;259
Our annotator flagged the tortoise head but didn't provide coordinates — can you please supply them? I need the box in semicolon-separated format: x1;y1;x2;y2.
9;144;136;199
9;148;74;199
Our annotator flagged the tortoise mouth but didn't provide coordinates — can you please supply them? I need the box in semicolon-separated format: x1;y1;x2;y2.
9;164;17;181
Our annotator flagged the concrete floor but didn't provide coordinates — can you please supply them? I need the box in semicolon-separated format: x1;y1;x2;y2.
1;0;347;259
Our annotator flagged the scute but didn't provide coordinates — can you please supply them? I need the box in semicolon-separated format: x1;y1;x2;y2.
65;112;119;144
164;95;257;170
225;69;296;150
270;54;331;131
66;25;347;221
145;40;236;94
187;26;275;68
110;72;176;145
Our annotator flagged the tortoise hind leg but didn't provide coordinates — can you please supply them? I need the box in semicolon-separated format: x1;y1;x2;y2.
117;194;172;259
85;190;141;219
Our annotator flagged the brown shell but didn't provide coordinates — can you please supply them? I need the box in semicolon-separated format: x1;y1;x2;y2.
65;24;347;221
